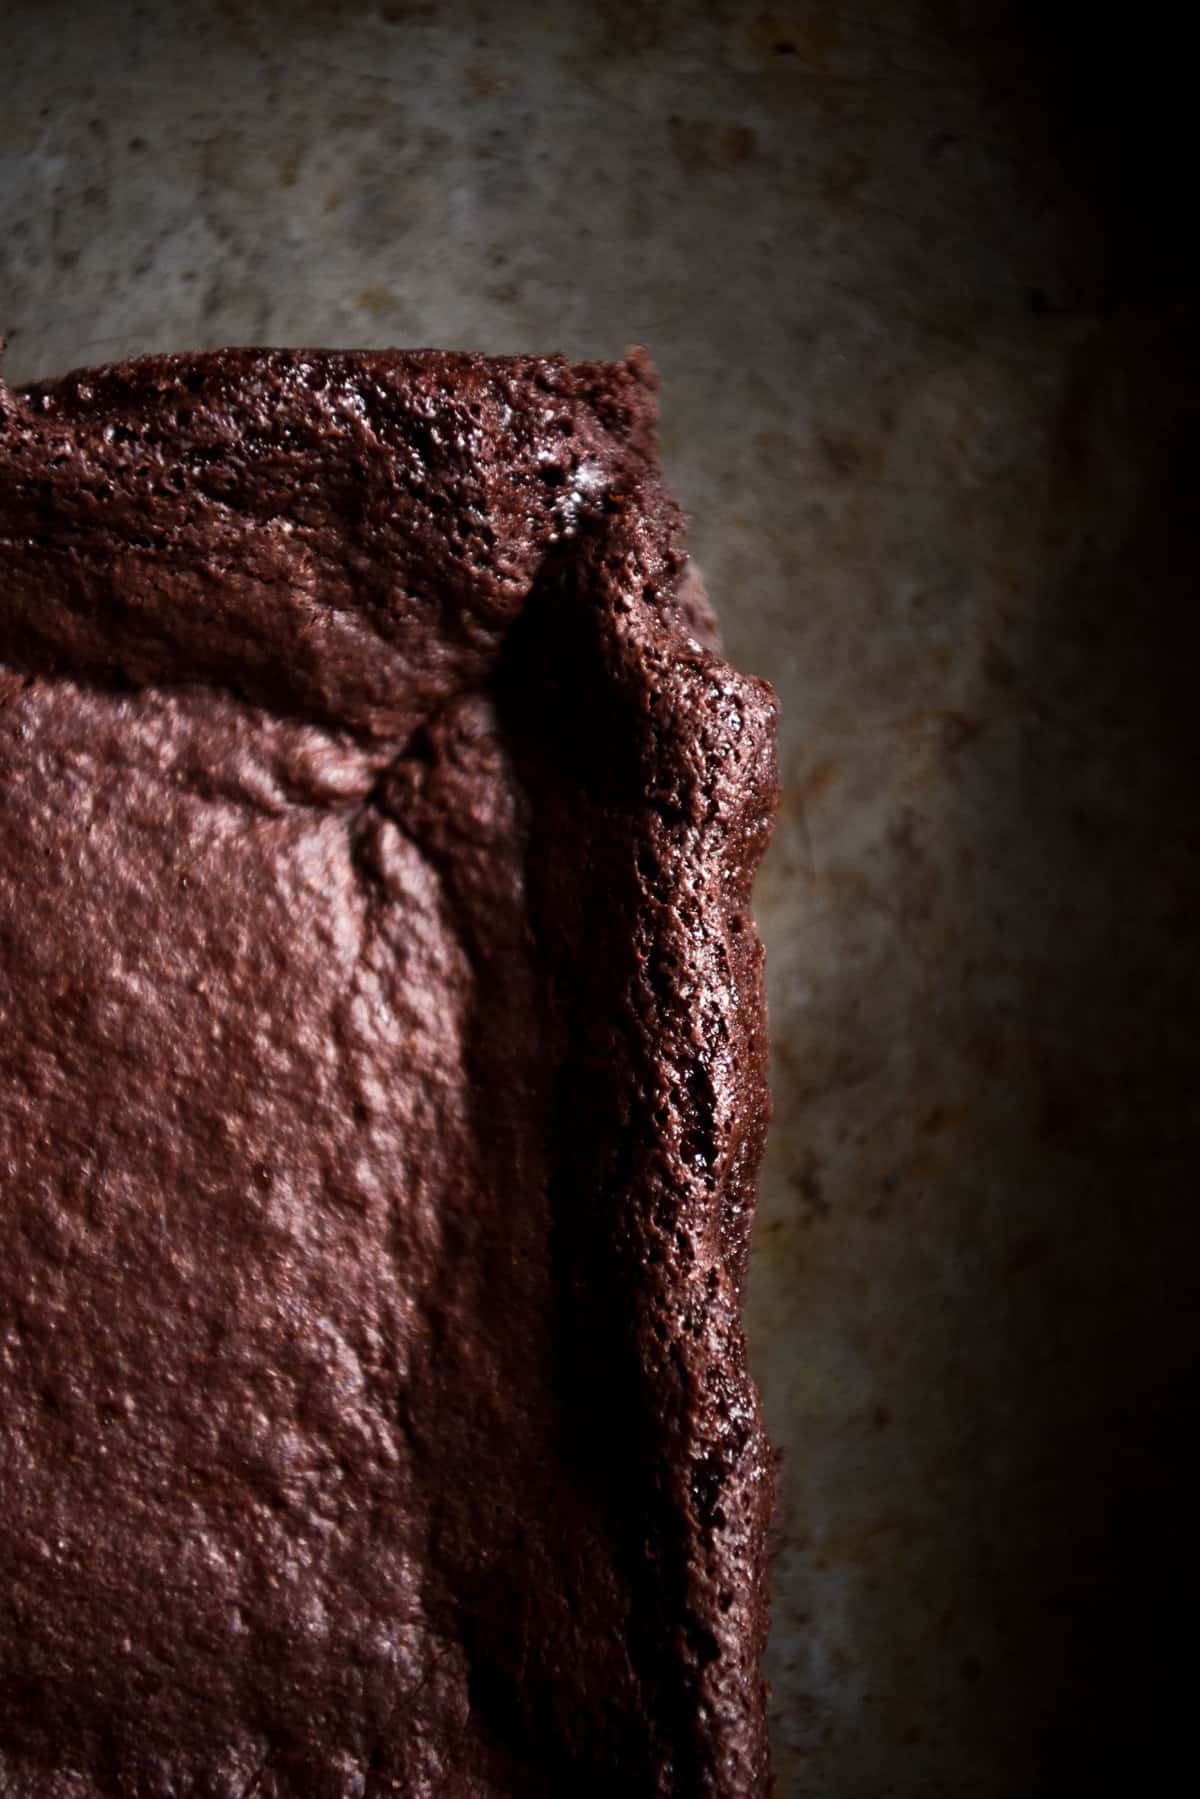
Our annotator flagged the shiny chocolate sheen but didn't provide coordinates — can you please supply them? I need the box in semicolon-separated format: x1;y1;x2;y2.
0;347;778;1797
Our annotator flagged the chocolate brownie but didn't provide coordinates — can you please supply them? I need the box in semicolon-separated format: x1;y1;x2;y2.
0;346;778;1796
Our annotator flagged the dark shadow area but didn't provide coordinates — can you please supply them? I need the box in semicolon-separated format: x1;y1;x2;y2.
917;16;1200;1790
1003;13;1199;1788
1020;2;1199;310
982;312;1200;1792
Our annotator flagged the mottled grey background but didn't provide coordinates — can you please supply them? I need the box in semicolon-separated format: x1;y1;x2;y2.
3;3;1197;1794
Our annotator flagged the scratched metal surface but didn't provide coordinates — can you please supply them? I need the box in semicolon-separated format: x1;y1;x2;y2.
3;4;1197;1794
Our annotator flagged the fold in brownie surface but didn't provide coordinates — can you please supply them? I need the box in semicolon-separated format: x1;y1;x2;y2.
0;348;777;1797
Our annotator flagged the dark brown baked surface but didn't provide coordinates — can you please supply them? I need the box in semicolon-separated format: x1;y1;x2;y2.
0;346;778;1797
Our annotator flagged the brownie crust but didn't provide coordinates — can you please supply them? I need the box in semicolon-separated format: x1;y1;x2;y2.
0;347;778;1796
